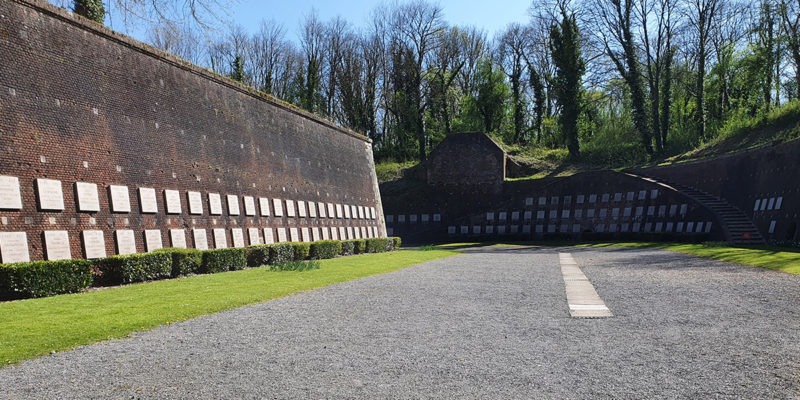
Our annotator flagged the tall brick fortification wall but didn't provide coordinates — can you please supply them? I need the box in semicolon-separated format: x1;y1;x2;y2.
0;0;385;262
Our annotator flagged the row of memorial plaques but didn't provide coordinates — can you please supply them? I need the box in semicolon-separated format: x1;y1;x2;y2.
0;225;382;263
446;220;712;235
0;175;379;221
523;190;660;207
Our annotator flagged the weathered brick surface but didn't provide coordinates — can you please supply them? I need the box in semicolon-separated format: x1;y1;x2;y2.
0;0;385;261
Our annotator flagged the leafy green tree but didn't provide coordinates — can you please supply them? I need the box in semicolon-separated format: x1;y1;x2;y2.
468;58;509;133
73;0;105;23
550;8;584;158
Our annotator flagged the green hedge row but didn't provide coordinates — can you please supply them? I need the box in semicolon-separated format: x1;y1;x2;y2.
0;237;401;300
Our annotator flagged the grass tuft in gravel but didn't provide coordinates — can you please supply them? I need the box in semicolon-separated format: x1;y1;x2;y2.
0;249;456;366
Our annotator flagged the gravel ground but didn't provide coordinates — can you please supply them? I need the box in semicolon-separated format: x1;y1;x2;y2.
1;246;799;399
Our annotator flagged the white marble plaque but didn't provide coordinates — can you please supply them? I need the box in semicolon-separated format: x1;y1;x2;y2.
144;229;163;252
44;230;71;260
344;205;351;219
164;189;182;214
372;226;379;238
259;197;271;216
322;227;330;240
243;196;256;216
312;228;320;242
139;187;158;214
227;195;240;216
317;202;327;218
301;227;310;242
297;201;307;218
187;191;203;215
263;228;275;244
115;230;137;255
308;202;317;218
276;227;287;242
336;204;343;218
361;226;367;239
170;229;187;248
332;227;340;240
339;227;346;239
109;185;131;213
0;232;29;263
371;207;377;220
36;178;65;211
347;227;354;239
213;228;228;248
327;203;335;218
192;229;209;250
82;230;106;259
208;193;223;215
352;205;359;218
286;200;296;217
75;182;100;212
248;228;261;245
289;228;299;242
273;199;284;216
231;228;245;248
0;176;23;210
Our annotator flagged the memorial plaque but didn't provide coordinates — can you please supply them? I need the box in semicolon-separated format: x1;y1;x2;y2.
44;230;71;260
589;194;597;203
335;204;343;218
398;215;406;223
510;225;518;234
574;209;583;219
259;197;271;216
0;232;29;263
626;192;634;201
327;203;335;218
347;227;354;239
115;230;137;255
75;182;100;212
227;195;240;216
776;196;784;210
231;228;245;248
144;229;163;252
193;229;209;250
139;187;158;214
289;227;299;242
308;202;317;218
0;175;23;210
601;194;610;203
512;212;520;221
286;200;296;217
273;198;284;216
338;226;346;239
313;227;321;241
576;195;584;204
525;197;534;206
433;213;441;222
669;205;677;217
372;226;379;238
371;207;377;220
623;208;632;217
358;206;365;219
705;222;713;233
422;214;430;223
386;215;394;223
665;222;674;232
448;226;456;235
759;199;767;211
646;222;654;233
535;225;544;234
277;228;287;242
170;229;187;248
676;222;684;233
686;222;694;232
351;205;358;218
248;228;261;245
109;185;131;213
188;191;203;215
301;227;310;242
318;202;327;218
639;190;647;200
410;214;418;223
82;230;106;259
767;197;775;210
213;228;228;248
322;227;330;240
386;227;393;236
549;210;557;219
243;196;256;216
650;189;659;199
562;210;570;219
37;178;65;211
658;205;666;217
263;228;275;244
621;223;630;232
208;193;223;215
164;189;182;214
655;222;663;232
522;225;531;234
297;201;307;218
497;226;506;235
587;209;595;218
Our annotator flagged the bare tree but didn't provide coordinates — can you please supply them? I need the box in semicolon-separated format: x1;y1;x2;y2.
147;21;205;64
496;23;530;144
684;0;721;140
780;0;800;100
299;10;326;113
250;20;288;96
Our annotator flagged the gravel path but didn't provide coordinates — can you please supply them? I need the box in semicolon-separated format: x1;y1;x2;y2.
1;246;799;399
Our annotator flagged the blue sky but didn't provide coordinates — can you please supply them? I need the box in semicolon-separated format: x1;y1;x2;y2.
227;0;534;41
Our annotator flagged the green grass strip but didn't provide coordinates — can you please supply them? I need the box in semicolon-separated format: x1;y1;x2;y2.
586;242;800;275
0;249;456;366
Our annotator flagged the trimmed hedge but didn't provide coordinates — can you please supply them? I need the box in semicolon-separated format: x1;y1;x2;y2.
290;242;311;260
365;238;393;253
155;248;203;277
269;243;294;264
0;259;93;300
341;240;356;256
201;248;247;274
391;237;402;249
95;252;172;286
247;244;272;268
309;240;342;259
354;239;367;254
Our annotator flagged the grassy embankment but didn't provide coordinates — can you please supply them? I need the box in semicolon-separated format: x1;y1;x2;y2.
0;249;456;366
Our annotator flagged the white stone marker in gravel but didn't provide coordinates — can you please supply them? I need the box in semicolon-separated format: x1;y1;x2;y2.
559;252;613;318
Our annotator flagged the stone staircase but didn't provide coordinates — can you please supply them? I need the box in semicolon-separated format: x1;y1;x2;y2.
626;173;765;245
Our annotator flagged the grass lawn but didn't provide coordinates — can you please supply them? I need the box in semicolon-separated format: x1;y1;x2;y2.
582;242;800;275
0;249;456;366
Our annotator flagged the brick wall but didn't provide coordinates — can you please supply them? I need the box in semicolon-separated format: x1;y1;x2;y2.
0;0;385;262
